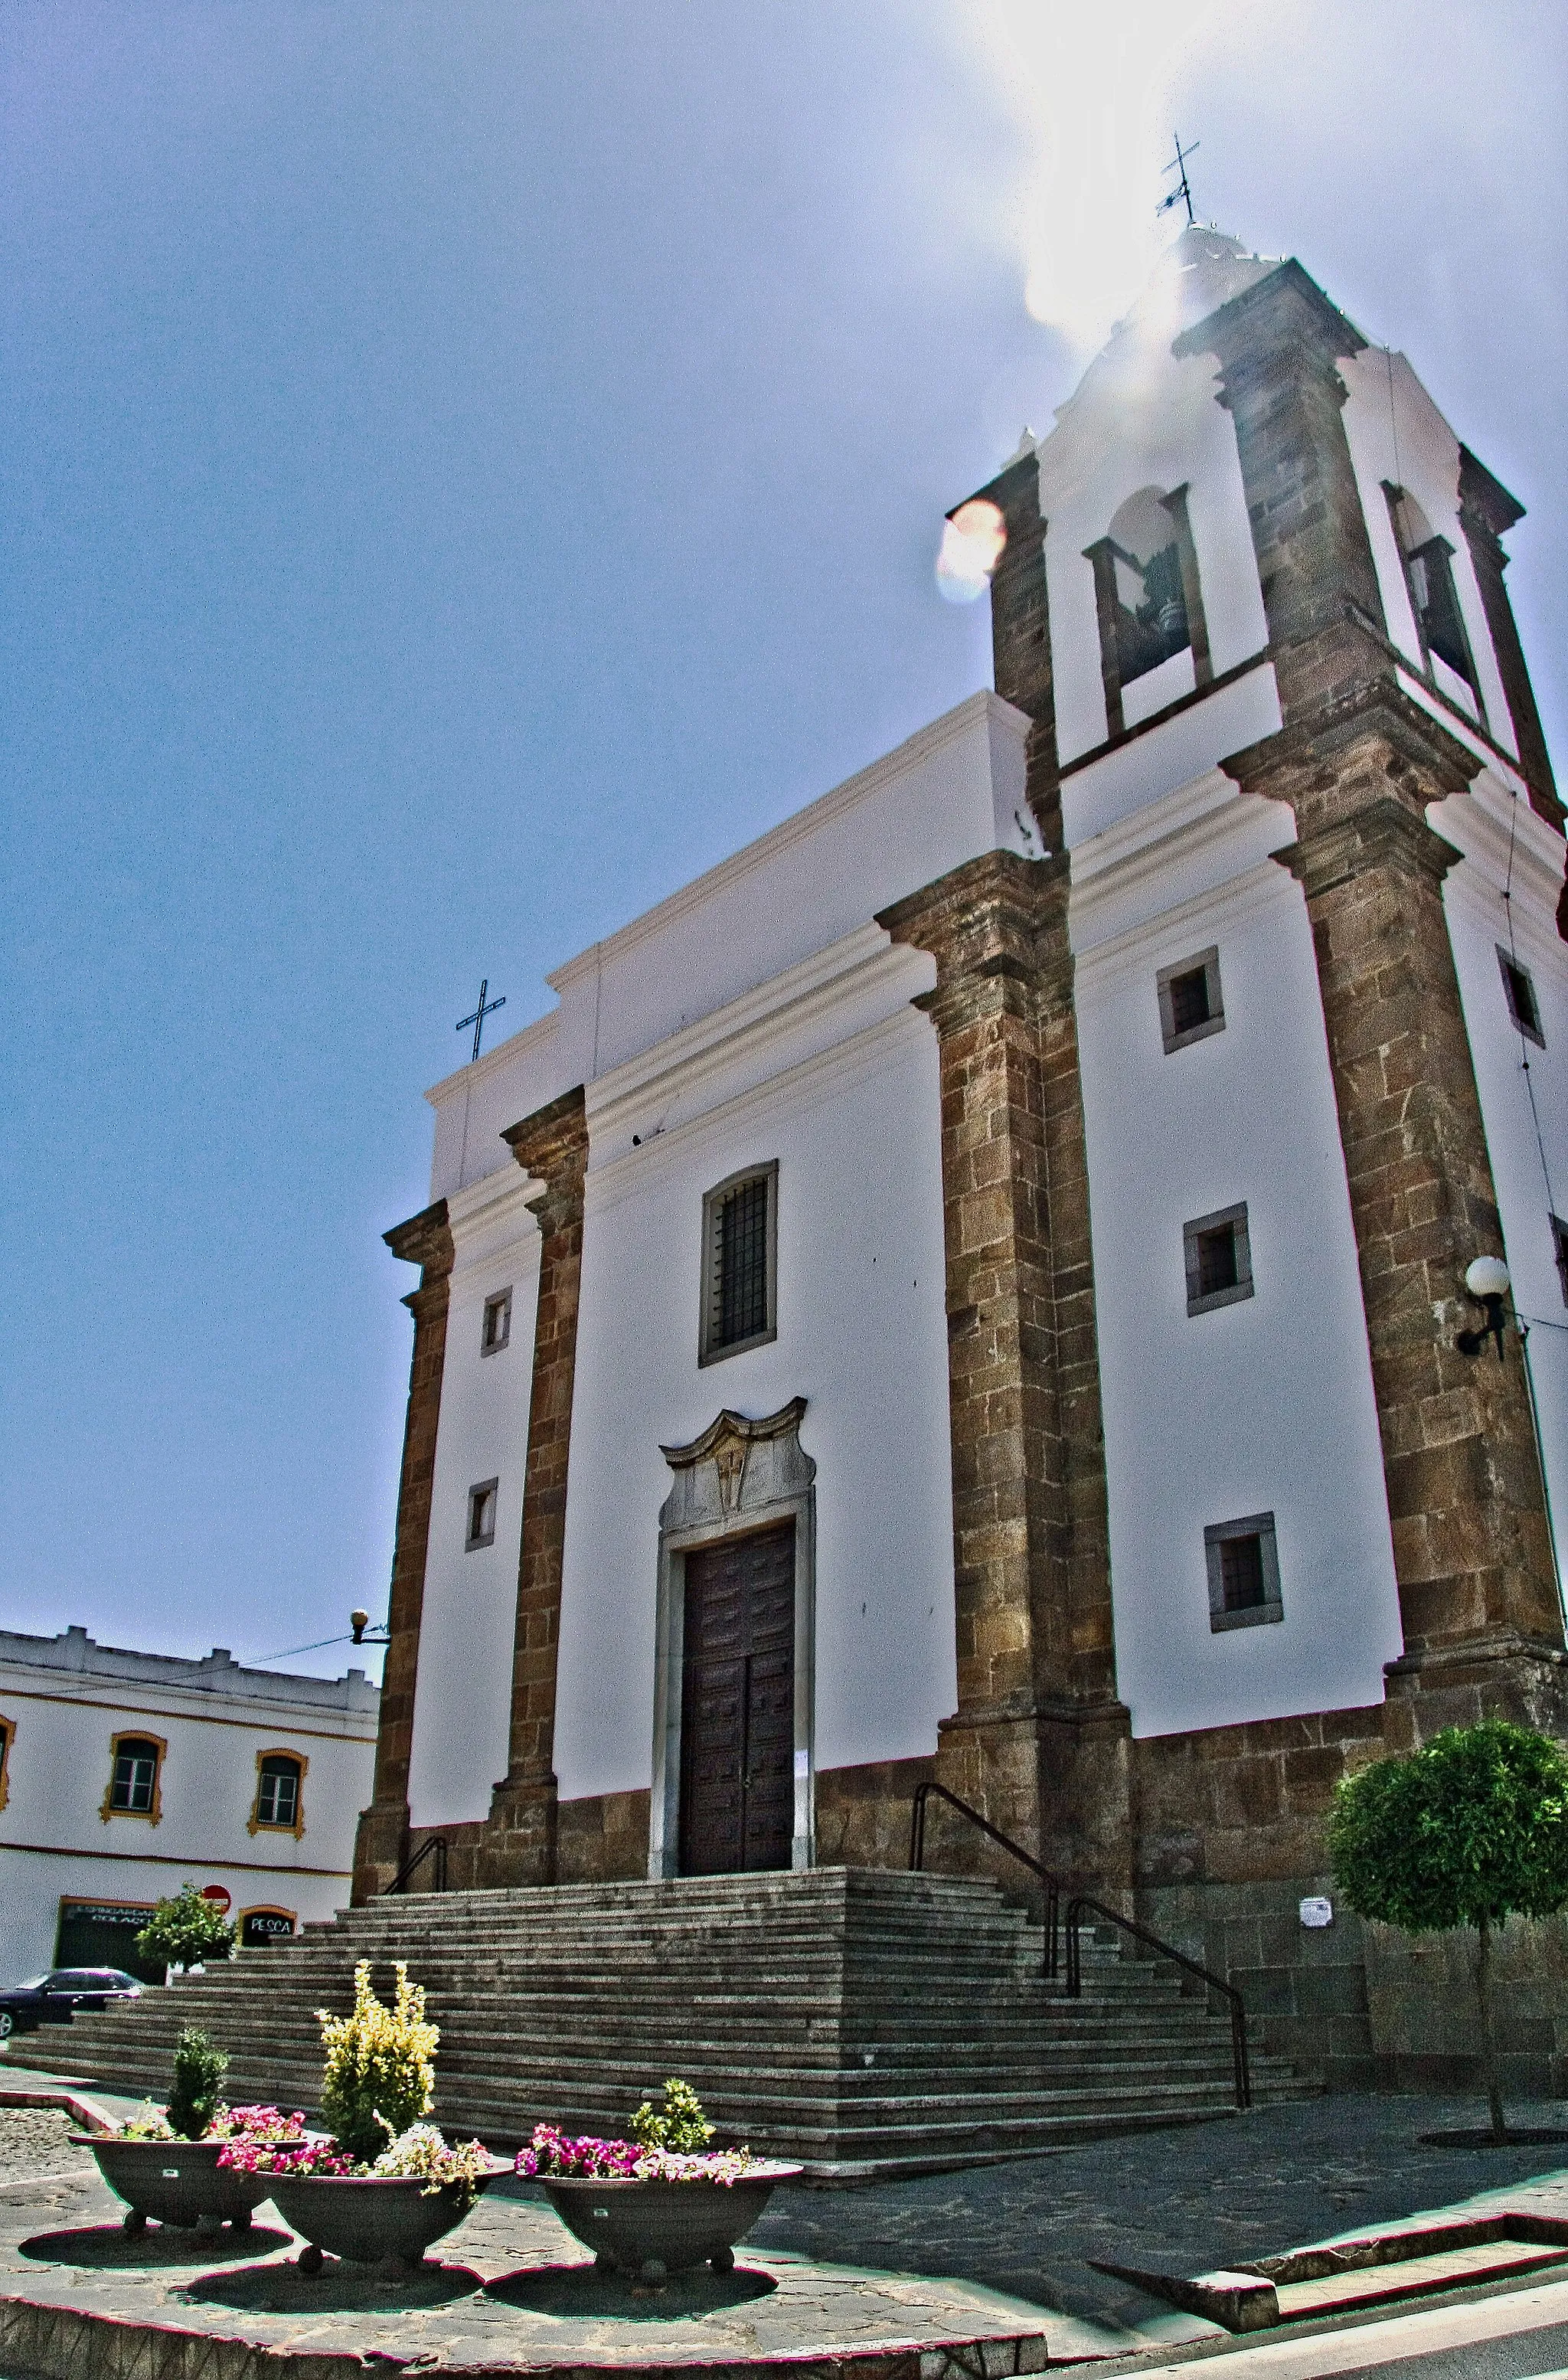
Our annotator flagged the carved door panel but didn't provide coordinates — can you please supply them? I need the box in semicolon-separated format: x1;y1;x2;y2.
678;1520;795;1875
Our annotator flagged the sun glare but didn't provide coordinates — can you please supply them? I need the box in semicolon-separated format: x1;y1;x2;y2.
936;499;1008;603
965;0;1230;354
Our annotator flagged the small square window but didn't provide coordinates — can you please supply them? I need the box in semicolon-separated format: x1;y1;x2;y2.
1552;1215;1568;1308
1498;947;1545;1047
1158;947;1224;1054
466;1479;498;1550
481;1287;512;1356
1204;1513;1282;1633
1184;1202;1253;1316
699;1162;779;1365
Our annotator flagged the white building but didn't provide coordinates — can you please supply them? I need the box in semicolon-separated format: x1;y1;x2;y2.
0;1625;377;1983
353;230;1567;2087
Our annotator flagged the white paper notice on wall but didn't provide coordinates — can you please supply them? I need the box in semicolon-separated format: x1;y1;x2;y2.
795;1750;810;1780
1298;1896;1334;1928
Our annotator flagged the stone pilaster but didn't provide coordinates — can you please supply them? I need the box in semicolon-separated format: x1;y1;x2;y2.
1181;262;1564;1726
478;1086;589;1887
879;852;1127;1898
351;1199;454;1902
1455;444;1563;834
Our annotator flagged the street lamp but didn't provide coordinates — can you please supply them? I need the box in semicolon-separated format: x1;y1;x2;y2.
1456;1256;1511;1362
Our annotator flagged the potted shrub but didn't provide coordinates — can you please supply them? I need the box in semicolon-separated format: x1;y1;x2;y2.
229;1960;501;2271
522;2079;800;2280
75;2027;295;2234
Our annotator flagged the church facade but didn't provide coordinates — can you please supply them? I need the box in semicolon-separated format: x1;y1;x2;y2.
354;232;1568;2087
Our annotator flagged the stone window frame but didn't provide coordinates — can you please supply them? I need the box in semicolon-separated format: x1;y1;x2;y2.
247;1747;308;1839
1157;946;1225;1054
466;1478;499;1551
1184;1201;1254;1317
480;1286;513;1357
1497;946;1546;1048
1383;481;1488;725
0;1711;12;1816
100;1730;167;1826
1204;1512;1283;1633
698;1160;779;1368
1551;1215;1568;1309
238;1904;298;1947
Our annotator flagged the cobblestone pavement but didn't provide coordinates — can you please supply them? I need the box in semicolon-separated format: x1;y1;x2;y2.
750;2097;1568;2338
2;2091;1568;2371
0;2109;1060;2375
0;2108;85;2187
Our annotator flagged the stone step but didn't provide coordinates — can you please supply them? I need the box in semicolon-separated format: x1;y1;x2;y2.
14;1865;1312;2165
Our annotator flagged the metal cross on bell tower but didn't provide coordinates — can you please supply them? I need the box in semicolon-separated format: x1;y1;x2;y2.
456;977;507;1063
1158;132;1200;225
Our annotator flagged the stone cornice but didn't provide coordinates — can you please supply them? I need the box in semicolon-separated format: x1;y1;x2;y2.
1222;652;1483;806
1274;794;1462;904
1173;256;1367;383
382;1198;453;1279
502;1086;588;1239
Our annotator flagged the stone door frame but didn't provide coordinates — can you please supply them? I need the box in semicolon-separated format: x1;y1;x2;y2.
649;1398;816;1879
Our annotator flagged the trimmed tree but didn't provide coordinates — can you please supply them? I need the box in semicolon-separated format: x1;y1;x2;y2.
1327;1720;1568;2140
135;1885;237;1976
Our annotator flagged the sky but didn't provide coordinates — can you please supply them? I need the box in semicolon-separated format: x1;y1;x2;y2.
2;1;1564;1682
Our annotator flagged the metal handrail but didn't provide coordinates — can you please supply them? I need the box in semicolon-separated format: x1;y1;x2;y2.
909;1781;1061;1978
1067;1892;1250;2110
909;1782;1250;2110
384;1835;448;1896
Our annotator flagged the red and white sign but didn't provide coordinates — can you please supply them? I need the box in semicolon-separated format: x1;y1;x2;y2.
200;1885;232;1914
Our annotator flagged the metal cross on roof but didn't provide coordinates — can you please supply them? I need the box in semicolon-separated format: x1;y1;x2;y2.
456;977;506;1063
1158;132;1200;224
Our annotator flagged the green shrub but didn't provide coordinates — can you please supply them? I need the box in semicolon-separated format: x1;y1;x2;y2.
317;1961;439;2167
630;2078;714;2154
166;2026;228;2141
134;1885;237;1973
1328;1720;1568;2140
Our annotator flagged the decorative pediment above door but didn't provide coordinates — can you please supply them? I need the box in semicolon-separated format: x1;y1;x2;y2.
658;1397;814;1534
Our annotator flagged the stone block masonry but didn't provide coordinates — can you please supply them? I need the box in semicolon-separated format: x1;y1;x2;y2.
351;1198;453;1902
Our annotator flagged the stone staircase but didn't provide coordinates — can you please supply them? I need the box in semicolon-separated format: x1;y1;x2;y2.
8;1868;1312;2174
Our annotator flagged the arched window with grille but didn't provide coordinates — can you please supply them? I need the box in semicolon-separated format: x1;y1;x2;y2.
249;1749;307;1837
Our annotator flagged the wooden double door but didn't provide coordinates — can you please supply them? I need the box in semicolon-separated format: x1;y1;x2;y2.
678;1519;795;1875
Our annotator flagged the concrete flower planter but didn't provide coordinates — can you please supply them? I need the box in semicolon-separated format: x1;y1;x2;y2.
270;2166;505;2271
539;2163;801;2276
74;2136;268;2235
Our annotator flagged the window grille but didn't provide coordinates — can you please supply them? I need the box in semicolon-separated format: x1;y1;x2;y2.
700;1163;779;1365
1204;1513;1282;1632
1184;1203;1253;1316
1158;947;1224;1054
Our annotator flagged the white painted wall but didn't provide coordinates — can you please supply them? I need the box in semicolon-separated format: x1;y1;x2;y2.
1436;770;1568;1581
407;1165;542;1827
425;690;1031;1203
552;935;956;1802
1070;770;1405;1738
0;1632;376;1982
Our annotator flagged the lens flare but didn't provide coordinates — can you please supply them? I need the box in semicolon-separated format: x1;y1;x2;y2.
936;499;1008;604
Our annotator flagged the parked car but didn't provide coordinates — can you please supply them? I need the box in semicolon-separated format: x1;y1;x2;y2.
0;1968;144;2038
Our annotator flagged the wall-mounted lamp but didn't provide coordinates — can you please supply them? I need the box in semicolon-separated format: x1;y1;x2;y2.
349;1609;390;1648
1456;1256;1511;1362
